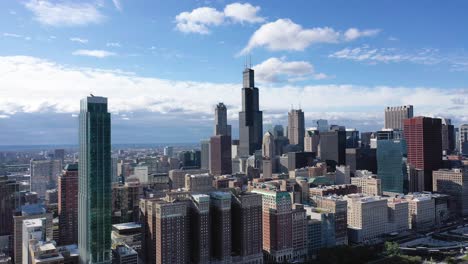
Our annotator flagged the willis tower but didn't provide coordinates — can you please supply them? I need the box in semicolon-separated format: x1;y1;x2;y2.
239;67;263;157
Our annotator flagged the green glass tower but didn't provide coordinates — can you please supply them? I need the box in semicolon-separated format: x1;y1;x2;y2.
79;96;112;264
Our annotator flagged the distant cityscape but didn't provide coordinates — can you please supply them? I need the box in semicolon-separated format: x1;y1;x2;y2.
1;67;468;264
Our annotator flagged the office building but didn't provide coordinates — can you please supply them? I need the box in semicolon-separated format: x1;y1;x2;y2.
239;67;263;156
377;139;407;194
345;129;360;148
304;130;320;153
169;168;209;190
163;146;173;158
251;188;293;263
304;206;336;248
30;159;62;198
78;96;112;264
54;149;65;163
188;194;210;264
387;198;409;233
0;176;19;238
311;196;348;245
384;105;413;130
404;193;435;231
58;164;78;246
112;245;137;264
22;218;47;264
404;117;442;191
345;148;377;176
262;132;275;159
316;119;329;133
318;127;346;165
460;124;468;155
185;173;213;193
231;192;263;264
441;118;455;154
214;102;231;137
111;222;142;253
288;109;305;150
200;140;210;170
292;204;307;261
433;168;468;216
351;172;382;196
210;192;232;263
345;194;388;243
210;135;232;176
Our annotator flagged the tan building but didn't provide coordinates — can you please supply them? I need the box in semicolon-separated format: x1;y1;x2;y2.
351;173;382;196
387;198;409;233
311;195;348;245
168;169;209;189
345;194;388;243
433;168;468;216
185;173;213;193
404;193;435;231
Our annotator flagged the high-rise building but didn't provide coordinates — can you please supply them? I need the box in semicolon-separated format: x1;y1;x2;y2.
262;132;275;159
288;109;305;150
351;172;382;196
404;193;435;231
0;176;19;238
239;68;263;157
210;135;232;176
54;149;65;163
251;188;293;263
214;102;231;136
384;105;413;130
168;168;209;189
292;204;307;261
404;117;442;191
318;128;346;165
210;192;232;263
441;118;455;154
112;245;138;264
316;119;329;133
200;140;210;170
22;218;47;264
58;164;78;246
460;124;468;155
345;129;360;148
231;192;263;263
345;148;377;176
377;139;408;194
163;146;173;157
30;159;62;198
433;168;468;216
311;196;348;245
304;130;320;153
188;194;210;264
386;198;409;233
78;96;112;264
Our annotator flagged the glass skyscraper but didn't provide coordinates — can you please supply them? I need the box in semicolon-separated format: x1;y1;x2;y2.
377;139;407;194
79;96;112;264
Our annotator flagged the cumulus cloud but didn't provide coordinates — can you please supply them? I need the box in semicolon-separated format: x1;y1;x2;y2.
0;56;466;130
72;49;116;58
253;57;327;83
106;42;121;47
112;0;122;11
239;19;379;55
3;33;31;41
70;37;88;44
24;0;105;26
175;2;264;34
224;3;265;23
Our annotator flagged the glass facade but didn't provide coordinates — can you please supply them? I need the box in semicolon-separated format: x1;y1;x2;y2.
79;96;112;264
377;139;407;194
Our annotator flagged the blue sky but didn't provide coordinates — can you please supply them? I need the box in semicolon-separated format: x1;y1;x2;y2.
0;0;467;144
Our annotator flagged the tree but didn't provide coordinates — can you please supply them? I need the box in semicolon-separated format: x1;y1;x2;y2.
384;241;400;256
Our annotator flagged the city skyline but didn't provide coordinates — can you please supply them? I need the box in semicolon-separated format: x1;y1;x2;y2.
0;1;467;144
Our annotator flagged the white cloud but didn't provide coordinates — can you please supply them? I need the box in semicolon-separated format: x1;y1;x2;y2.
329;45;444;65
106;42;121;47
24;0;105;27
344;28;380;41
112;0;122;11
70;37;88;44
175;7;224;34
3;33;23;38
239;19;379;55
72;49;116;58
175;2;264;34
253;57;327;83
224;3;264;24
0;55;466;128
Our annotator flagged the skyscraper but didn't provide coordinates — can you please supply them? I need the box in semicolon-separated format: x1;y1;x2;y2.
377;139;407;194
288;109;305;150
316;119;329;133
262;132;275;159
404;117;442;191
384;105;413;130
441;118;455;154
58;163;79;245
30;159;62;198
0;176;19;238
214;102;231;136
239;68;263;157
318;127;346;165
460;124;468;155
78;96;112;264
200;140;210;170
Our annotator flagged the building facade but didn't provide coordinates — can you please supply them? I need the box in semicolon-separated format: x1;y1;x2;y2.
58;164;78;246
384;105;413;130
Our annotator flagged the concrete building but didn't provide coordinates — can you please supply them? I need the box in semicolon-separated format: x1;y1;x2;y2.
404;193;435;231
30;159;62;198
345;148;377;176
58;164;78;246
210;135;232;176
351;172;382;196
318;128;346;165
345;194;388;243
185;173;213;193
0;176;20;240
262;132;275;159
215;102;231;137
305;206;336;248
304;130;320;153
311;196;348;245
239;67;263;157
404;117;442;191
433;168;468;216
251;188;293;263
112;245;137;264
210;192;232;263
163;146;173;158
200;140;210;170
188;194;210;264
169;168;209;190
111;223;142;254
288;109;305;151
459;124;468;155
22;218;47;264
291;204;307;262
335;165;351;185
387;198;409;233
231;192;263;264
384;105;413;130
316;119;329;133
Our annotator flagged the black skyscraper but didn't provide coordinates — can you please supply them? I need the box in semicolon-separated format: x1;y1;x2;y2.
239;68;263;156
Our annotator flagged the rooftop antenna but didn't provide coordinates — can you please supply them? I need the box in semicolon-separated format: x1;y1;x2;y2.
249;54;252;68
90;93;94;97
